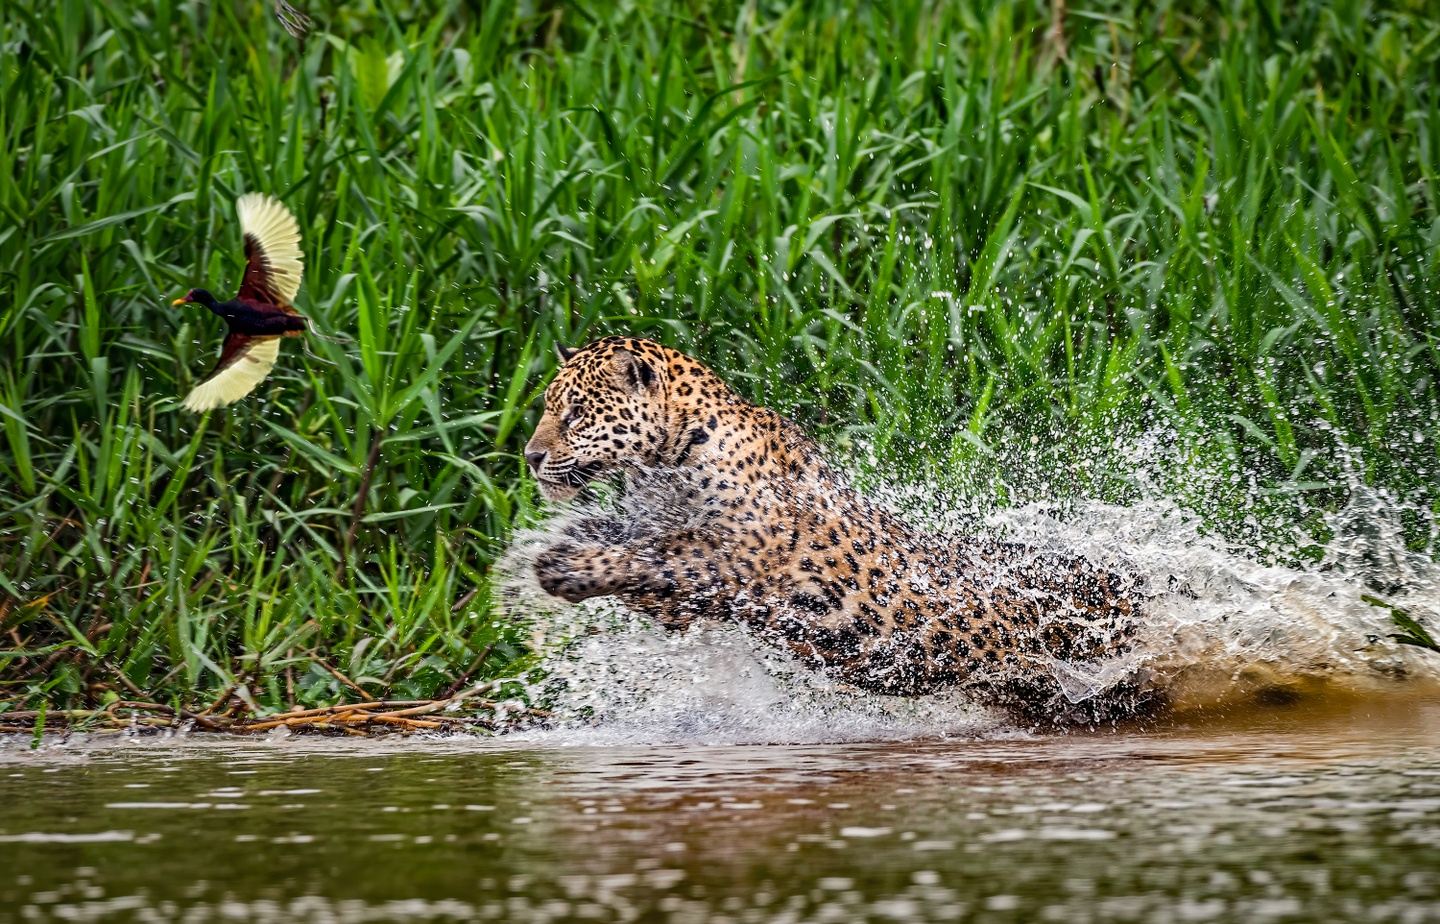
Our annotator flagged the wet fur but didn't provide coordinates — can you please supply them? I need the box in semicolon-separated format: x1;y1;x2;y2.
525;337;1155;724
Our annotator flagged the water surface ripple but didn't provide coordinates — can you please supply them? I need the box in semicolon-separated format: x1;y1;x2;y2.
4;696;1440;922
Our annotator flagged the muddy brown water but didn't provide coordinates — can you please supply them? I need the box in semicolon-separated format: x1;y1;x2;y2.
3;695;1440;923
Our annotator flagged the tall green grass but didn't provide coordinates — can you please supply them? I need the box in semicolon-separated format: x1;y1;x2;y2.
2;0;1437;715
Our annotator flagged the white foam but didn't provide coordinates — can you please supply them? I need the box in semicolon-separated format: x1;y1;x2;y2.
497;429;1440;745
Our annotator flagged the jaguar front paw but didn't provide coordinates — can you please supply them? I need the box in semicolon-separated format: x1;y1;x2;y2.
534;540;625;603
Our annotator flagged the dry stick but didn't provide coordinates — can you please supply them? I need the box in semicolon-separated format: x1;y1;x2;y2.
374;684;507;720
91;511;129;624
263;450;294;501
1;710;118;721
335;704;439;726
384;681;500;719
368;701;449;719
1046;0;1069;62
362;714;443;730
106;701;189;729
237;706;374;730
233;716;319;733
317;659;376;701
113;700;175;712
232;686;504;734
74;618;116;694
262;424;301;501
105;661;153;700
3;707;486;736
10;682;526;739
5;627;26;675
239;700;428;724
15;622;83;683
338;427;385;579
278;699;428;717
730;1;753;92
446;678;500;704
2;705;181;727
43;517;80;546
321;711;448;729
133;559;152;595
237;709;391;734
440;642;495;698
194;679;243;718
102;664;223;732
543;5;563;46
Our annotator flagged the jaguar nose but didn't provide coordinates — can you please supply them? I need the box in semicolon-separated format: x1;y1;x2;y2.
524;450;547;472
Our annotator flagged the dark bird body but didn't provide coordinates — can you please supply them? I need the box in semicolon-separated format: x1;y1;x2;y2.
190;292;309;336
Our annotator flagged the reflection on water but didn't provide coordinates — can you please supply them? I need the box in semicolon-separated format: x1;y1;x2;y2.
3;696;1440;922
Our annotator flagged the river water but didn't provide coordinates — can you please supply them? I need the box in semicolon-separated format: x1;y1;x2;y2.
8;479;1440;920
4;694;1440;922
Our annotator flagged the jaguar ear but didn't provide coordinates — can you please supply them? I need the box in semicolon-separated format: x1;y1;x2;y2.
555;343;578;363
608;347;657;392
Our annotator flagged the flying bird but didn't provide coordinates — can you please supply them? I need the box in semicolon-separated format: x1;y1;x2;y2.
173;194;308;412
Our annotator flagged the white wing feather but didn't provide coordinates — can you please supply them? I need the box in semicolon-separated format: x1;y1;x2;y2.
182;338;282;412
235;193;304;303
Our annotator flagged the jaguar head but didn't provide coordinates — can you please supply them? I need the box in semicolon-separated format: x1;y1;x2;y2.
524;338;670;501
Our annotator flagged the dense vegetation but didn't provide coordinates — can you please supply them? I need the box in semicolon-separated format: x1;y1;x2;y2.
2;0;1437;716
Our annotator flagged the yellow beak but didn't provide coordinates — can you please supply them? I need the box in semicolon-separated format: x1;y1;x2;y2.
171;297;188;306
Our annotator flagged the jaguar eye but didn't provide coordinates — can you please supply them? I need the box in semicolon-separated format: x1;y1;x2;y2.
560;403;583;428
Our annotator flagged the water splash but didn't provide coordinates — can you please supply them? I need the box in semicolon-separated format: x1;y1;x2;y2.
497;429;1440;745
984;492;1438;713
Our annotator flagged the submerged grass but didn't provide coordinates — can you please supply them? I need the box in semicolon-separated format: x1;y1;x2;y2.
1;0;1438;718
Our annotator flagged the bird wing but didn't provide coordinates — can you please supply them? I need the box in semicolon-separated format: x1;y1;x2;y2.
182;334;282;412
235;193;304;310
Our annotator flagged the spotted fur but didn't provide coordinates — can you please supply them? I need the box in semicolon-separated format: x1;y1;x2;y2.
524;337;1153;723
